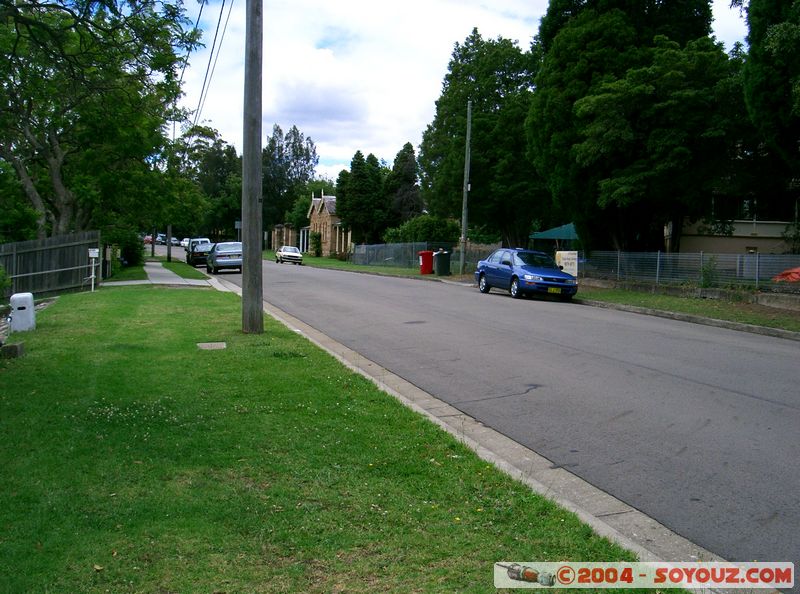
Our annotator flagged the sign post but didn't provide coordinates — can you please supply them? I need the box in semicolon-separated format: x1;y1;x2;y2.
88;248;100;292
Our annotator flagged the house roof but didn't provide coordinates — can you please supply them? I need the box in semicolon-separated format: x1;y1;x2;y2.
322;196;336;215
307;197;321;218
308;195;337;218
530;222;578;240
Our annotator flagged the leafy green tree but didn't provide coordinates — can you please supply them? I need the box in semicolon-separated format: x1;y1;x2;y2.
383;215;460;244
170;126;239;238
0;0;195;237
286;179;335;230
419;28;547;247
262;124;319;228
742;0;800;173
0;162;38;242
336;151;389;244
571;36;744;248
527;1;717;249
384;142;423;228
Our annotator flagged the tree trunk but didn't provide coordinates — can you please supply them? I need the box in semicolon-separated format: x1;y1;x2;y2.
6;153;49;239
46;131;82;235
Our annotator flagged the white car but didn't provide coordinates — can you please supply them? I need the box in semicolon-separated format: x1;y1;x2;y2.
180;237;189;248
276;245;303;265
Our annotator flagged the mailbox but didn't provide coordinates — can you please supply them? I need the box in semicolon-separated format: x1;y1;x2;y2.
9;292;35;332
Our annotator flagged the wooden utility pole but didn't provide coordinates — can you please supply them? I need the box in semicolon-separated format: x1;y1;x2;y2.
241;0;263;333
459;100;472;275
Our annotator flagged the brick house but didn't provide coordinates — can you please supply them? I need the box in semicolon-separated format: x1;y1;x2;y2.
302;193;351;256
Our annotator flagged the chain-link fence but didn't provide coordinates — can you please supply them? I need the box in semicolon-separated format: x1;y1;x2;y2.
350;242;500;272
347;244;800;292
581;251;800;292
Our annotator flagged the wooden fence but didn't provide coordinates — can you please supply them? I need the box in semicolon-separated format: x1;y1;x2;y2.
0;231;101;298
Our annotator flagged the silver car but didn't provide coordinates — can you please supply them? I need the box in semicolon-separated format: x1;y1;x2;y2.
276;245;303;265
206;242;243;274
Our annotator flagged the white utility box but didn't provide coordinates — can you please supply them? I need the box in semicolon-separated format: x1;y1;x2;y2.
9;292;36;332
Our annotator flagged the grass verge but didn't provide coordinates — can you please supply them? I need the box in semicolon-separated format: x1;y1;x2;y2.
160;258;209;280
579;286;800;333
1;287;648;593
105;266;147;282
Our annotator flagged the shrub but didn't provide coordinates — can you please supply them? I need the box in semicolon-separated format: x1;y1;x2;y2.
700;255;718;288
103;227;144;275
382;215;460;244
310;232;322;257
0;264;10;296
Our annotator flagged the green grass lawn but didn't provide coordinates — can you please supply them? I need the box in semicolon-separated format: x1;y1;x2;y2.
1;287;648;593
105;265;147;282
160;257;209;280
578;287;800;333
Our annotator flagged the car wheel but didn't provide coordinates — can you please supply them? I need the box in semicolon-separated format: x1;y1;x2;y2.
560;294;573;302
510;277;522;299
478;274;491;293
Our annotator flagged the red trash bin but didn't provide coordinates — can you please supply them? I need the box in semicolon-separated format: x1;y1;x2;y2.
418;250;434;274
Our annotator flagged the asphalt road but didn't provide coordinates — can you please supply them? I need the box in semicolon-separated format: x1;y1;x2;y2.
221;259;800;569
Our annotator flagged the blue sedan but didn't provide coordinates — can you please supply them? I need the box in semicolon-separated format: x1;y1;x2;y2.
475;248;578;300
206;242;243;274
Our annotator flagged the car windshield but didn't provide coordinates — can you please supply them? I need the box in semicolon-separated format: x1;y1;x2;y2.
217;242;241;252
514;252;558;269
283;246;299;253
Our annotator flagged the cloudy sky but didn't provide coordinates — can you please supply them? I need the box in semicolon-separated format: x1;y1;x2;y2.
178;0;747;180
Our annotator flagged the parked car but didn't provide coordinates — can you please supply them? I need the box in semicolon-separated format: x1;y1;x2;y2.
186;238;212;267
206;241;243;274
156;233;166;245
143;235;153;245
276;245;303;265
180;237;190;248
475;248;578;301
170;236;180;246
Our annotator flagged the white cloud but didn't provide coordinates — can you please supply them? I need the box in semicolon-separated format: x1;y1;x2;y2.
180;0;747;181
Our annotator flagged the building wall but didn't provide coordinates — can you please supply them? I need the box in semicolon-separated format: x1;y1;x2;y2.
308;205;351;257
271;225;297;250
680;220;790;254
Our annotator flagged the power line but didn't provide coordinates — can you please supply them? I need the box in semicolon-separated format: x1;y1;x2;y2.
171;1;205;141
197;0;235;123
193;0;233;128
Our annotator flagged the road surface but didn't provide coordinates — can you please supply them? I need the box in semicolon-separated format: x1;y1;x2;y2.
219;259;800;570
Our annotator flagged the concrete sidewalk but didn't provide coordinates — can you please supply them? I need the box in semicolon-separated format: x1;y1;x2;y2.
101;261;211;287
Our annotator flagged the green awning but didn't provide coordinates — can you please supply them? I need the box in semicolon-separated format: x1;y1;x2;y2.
530;223;578;240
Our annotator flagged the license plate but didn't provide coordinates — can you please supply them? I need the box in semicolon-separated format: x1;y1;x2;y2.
547;287;562;294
